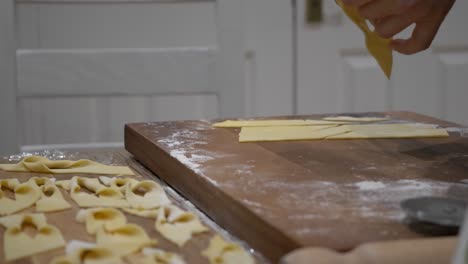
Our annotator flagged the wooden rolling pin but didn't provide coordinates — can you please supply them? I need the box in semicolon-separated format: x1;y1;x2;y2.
280;237;457;264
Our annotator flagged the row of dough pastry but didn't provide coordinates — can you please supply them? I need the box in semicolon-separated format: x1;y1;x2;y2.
0;174;256;263
55;176;208;247
0;177;71;216
51;207;185;264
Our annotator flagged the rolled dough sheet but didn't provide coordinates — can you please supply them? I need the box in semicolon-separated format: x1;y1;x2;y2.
239;125;350;142
213;119;345;127
327;124;449;139
0;155;134;175
337;0;392;78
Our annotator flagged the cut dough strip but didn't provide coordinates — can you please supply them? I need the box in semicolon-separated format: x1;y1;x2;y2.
213;119;345;128
327;124;448;139
336;0;392;78
322;116;389;122
239;123;448;142
239;125;349;142
0;155;134;175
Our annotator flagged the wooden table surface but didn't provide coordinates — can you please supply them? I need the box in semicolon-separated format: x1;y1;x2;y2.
125;111;468;262
0;149;268;264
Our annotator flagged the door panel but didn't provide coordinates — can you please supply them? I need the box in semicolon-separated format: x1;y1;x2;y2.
13;0;242;150
19;94;218;145
16;2;217;49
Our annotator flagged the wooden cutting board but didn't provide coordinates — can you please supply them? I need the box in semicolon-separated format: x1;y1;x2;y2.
125;111;468;262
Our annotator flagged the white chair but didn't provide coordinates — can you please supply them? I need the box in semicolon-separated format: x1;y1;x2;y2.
0;0;246;155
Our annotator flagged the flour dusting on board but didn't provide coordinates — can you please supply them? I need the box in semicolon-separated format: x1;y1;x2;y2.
355;181;386;190
157;123;237;186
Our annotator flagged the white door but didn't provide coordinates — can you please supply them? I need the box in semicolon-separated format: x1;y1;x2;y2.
1;0;247;154
296;0;468;125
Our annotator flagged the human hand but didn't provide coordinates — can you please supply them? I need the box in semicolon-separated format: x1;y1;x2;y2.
341;0;455;54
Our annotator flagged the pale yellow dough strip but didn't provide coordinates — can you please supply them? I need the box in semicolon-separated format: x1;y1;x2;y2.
327;124;449;139
202;235;255;264
239;123;448;142
322;116;389;122
239;125;350;142
337;0;393;78
213;119;345;128
0;155;134;175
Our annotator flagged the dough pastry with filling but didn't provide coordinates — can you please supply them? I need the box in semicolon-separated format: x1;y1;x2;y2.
96;223;157;256
126;180;171;209
155;205;208;247
50;244;123;264
99;176;139;194
76;208;127;235
202;235;255;264
36;183;71;212
122;208;160;219
0;179;41;216
142;248;186;264
70;176;129;208
0;213;66;261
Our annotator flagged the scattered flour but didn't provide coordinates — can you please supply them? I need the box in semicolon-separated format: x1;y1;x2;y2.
445;127;468;137
355;181;386;191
